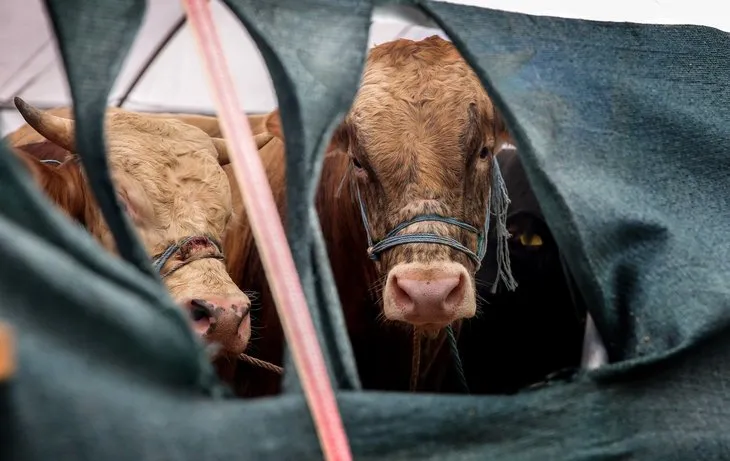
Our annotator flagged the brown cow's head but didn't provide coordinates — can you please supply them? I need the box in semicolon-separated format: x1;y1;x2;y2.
12;98;258;359
328;36;515;333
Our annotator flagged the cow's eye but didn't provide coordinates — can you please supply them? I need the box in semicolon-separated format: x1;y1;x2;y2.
479;146;491;159
352;156;363;169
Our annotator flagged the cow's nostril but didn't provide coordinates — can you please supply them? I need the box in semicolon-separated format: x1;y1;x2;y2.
191;307;209;321
178;296;252;357
190;299;214;321
391;276;415;312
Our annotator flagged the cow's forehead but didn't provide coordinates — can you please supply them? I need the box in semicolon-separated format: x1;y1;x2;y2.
102;115;220;173
351;47;491;141
349;64;492;190
105;113;217;158
101;113;230;221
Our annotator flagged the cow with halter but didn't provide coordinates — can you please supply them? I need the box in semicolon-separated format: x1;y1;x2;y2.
321;35;515;390
7;97;265;364
340;36;515;332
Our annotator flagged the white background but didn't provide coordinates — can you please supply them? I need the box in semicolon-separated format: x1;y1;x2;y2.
1;0;727;136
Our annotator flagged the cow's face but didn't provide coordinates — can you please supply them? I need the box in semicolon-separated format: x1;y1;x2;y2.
334;36;507;334
13;99;253;358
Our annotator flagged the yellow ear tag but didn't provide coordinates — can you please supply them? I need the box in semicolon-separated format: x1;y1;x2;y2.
519;233;543;247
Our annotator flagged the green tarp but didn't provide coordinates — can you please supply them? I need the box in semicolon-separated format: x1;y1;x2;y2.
2;0;730;459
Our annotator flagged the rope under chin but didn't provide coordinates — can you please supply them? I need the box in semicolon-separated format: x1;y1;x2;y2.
410;331;422;391
238;353;284;374
408;325;469;393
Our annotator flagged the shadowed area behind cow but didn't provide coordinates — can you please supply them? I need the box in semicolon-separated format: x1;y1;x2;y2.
443;146;586;395
5;98;259;362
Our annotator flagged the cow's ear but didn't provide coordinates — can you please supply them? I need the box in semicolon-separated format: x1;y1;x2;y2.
326;122;349;154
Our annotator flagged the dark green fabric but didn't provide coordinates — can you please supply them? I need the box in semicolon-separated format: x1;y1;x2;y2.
43;0;157;276
221;0;371;392
424;2;730;370
2;0;730;459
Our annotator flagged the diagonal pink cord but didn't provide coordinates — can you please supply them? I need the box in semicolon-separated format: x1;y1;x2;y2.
180;1;353;459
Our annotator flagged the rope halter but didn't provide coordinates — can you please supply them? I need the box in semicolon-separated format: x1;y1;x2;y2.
354;183;486;268
151;235;225;279
353;155;517;289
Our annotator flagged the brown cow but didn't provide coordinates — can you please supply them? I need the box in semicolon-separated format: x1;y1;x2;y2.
223;36;516;396
339;36;516;332
6;97;268;361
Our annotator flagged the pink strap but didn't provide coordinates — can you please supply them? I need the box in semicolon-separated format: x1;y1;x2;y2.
181;1;353;459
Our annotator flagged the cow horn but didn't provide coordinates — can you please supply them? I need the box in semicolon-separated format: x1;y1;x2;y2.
13;97;75;152
211;132;274;166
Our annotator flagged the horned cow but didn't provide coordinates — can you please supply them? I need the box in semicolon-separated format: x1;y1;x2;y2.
7;98;261;361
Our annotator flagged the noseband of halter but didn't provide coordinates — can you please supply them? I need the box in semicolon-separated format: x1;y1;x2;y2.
355;185;486;268
151;235;225;278
353;156;515;284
